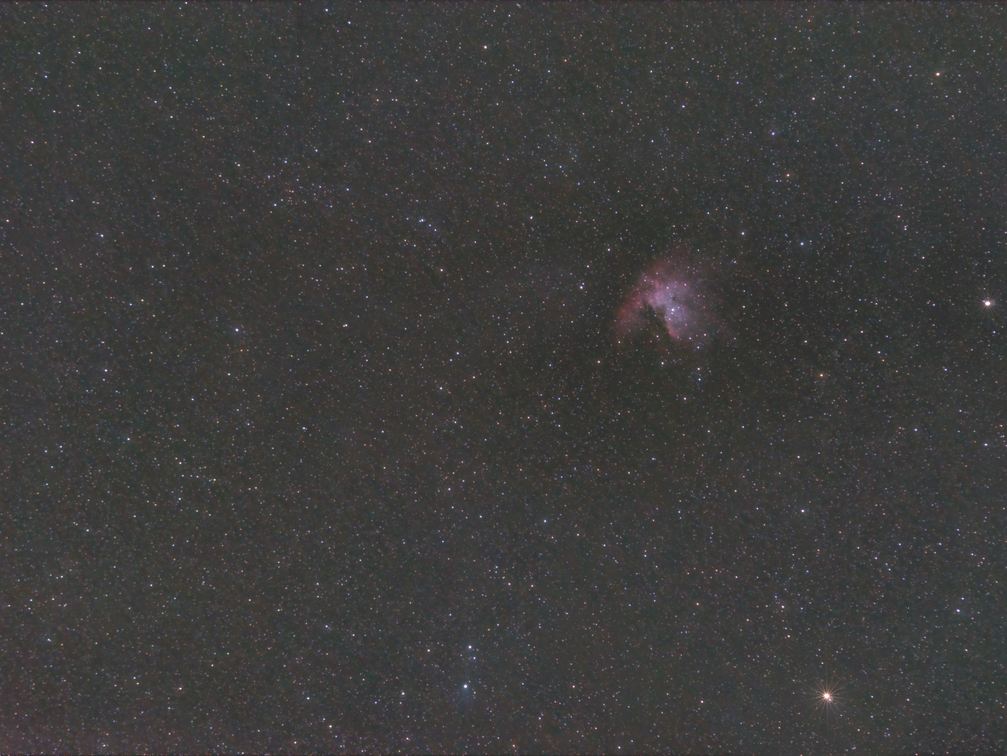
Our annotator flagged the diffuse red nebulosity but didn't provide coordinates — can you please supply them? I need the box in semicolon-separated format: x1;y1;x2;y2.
615;255;719;346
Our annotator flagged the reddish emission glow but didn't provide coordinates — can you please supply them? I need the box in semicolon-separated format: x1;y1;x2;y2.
615;257;718;346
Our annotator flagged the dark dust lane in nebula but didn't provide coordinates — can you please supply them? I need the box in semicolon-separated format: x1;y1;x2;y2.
615;256;721;347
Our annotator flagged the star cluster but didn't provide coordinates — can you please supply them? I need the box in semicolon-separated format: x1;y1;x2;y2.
615;257;718;346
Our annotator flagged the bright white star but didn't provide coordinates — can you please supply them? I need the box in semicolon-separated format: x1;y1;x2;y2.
807;672;844;724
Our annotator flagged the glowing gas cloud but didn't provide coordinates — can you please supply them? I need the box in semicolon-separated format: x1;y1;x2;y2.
615;257;717;346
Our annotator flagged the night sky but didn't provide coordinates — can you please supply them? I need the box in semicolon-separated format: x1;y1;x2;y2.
4;2;1007;753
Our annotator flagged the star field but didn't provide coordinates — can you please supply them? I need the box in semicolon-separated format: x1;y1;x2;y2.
2;3;1007;754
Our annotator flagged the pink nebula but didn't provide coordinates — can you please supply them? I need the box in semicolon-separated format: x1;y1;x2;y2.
615;258;715;345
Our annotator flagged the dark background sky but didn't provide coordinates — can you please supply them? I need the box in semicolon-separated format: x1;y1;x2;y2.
3;2;1006;753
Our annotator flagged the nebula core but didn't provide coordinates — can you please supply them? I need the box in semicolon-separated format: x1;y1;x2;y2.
615;258;716;346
